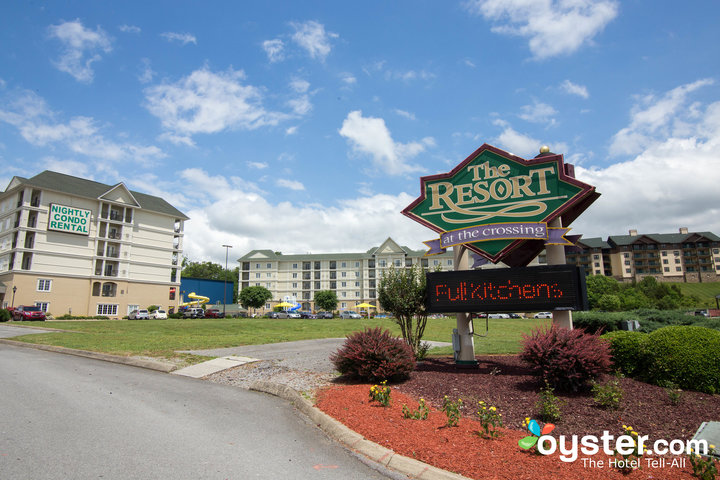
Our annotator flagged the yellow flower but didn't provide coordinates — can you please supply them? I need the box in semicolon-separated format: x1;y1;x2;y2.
631;431;638;436
710;444;716;450
490;406;496;411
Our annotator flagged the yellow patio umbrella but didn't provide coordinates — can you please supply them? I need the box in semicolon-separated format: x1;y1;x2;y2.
275;301;295;309
356;302;377;317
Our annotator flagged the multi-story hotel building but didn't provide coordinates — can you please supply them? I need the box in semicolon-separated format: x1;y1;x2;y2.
239;237;454;314
0;171;188;317
565;228;720;283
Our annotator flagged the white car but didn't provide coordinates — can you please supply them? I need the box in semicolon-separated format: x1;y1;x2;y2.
340;311;362;319
150;309;167;319
533;312;553;319
488;313;510;319
129;309;149;320
287;311;301;318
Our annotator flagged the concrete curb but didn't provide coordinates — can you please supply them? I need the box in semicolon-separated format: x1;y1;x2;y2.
0;338;177;373
249;380;473;480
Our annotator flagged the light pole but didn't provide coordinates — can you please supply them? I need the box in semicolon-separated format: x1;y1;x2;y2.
222;244;232;317
11;286;17;308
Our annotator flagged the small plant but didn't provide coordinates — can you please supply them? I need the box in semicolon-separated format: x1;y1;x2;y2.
414;341;431;361
663;381;684;405
614;425;642;473
689;444;718;480
442;396;463;427
330;327;416;382
401;398;429;420
368;380;391;407
536;382;563;422
521;326;612;392
476;401;503;439
591;377;624;409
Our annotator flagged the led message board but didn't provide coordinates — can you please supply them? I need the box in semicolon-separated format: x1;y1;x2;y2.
425;265;588;314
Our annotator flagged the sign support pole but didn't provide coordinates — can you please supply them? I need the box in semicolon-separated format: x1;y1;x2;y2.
546;217;573;330
453;244;478;365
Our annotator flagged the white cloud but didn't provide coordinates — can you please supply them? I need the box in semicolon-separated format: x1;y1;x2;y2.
339;110;433;176
340;73;357;85
144;67;290;139
518;101;557;124
285;125;299;135
560;79;589;99
610;79;714;156
570;86;720;239
47;19;112;83
138;58;155;84
118;24;140;34
262;39;285;63
290;78;310;93
0;89;165;165
290;21;337;61
287;95;312;115
160;32;197;45
465;0;618;59
276;178;305;191
177;169;430;262
247;161;269;169
394;109;416;121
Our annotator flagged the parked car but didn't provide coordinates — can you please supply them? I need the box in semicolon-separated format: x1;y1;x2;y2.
315;311;333;319
533;312;553;319
150;309;167;319
339;310;361;319
488;313;510;319
287;311;301;319
509;313;523;318
129;309;149;320
274;311;289;319
299;311;317;319
12;305;46;321
182;307;205;318
204;309;225;318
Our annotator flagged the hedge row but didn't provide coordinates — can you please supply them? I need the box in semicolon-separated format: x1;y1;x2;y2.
602;326;720;394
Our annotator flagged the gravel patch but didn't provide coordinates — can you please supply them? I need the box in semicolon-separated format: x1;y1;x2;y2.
205;360;337;394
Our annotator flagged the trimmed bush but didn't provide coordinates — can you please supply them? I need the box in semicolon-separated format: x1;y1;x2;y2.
601;330;647;376
520;326;612;392
642;326;720;394
0;309;11;322
330;327;415;382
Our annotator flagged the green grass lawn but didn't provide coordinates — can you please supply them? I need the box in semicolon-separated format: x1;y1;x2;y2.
670;281;720;306
8;315;550;363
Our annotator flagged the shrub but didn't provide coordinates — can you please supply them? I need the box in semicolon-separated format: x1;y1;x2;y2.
520;326;612;392
330;327;415;382
591;377;624;409
601;330;647;376
0;309;11;322
536;383;563;422
642;326;720;394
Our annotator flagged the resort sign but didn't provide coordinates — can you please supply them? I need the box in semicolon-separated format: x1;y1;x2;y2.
47;203;91;235
402;144;598;264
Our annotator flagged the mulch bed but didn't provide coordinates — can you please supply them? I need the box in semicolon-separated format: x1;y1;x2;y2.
315;355;720;480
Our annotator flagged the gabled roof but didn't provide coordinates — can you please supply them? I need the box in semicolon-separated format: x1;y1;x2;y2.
608;231;720;247
4;170;188;219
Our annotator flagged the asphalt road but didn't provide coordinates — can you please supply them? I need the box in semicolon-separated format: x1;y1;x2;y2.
0;343;394;480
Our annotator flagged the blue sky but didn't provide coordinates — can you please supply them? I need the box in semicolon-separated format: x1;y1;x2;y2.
2;1;720;265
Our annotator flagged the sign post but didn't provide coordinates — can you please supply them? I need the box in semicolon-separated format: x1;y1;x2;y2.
402;144;599;365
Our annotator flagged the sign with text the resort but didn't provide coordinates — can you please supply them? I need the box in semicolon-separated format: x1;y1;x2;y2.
402;144;597;264
47;203;91;235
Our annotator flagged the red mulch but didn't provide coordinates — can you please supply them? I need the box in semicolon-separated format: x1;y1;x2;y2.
315;355;720;480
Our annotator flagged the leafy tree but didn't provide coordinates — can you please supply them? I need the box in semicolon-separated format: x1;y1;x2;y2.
239;286;272;315
181;259;239;302
596;294;622;312
315;290;338;312
377;264;428;359
586;275;621;309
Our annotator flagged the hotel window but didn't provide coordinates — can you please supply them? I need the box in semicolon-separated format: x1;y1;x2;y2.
355;262;360;267
341;292;347;298
255;273;261;279
292;273;298;278
355;292;360;297
256;263;260;269
664;267;670;272
37;279;52;291
447;260;452;266
292;283;298;288
34;302;49;312
341;282;347;287
341;272;347;278
97;304;118;315
341;262;346;268
292;263;298;269
267;263;271;268
379;260;387;267
676;267;682;272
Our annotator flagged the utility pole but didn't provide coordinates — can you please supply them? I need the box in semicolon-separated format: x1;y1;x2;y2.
222;245;232;317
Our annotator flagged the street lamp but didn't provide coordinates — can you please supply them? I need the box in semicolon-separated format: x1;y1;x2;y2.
222;244;232;317
11;286;17;308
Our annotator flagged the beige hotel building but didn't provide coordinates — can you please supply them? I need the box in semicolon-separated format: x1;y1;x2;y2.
0;171;188;317
239;238;455;314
